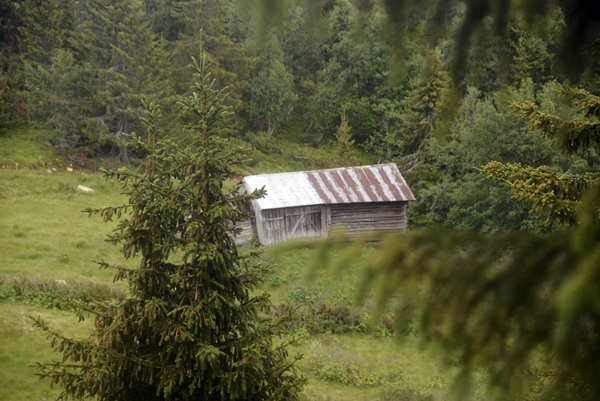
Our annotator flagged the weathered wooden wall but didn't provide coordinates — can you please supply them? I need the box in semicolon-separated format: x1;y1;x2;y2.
256;205;325;246
251;202;408;245
330;202;408;236
232;219;254;247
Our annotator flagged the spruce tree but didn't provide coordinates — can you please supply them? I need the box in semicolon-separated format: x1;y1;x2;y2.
75;0;174;165
18;0;75;65
483;86;600;225
334;111;359;166
0;0;25;127
400;47;447;156
166;0;254;133
32;54;304;401
24;50;85;148
248;32;296;137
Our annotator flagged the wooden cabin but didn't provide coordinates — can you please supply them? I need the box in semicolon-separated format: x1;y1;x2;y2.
236;164;415;246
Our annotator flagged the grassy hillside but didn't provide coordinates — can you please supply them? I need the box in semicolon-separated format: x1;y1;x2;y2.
0;169;135;282
0;304;94;401
0;125;468;401
0;125;63;168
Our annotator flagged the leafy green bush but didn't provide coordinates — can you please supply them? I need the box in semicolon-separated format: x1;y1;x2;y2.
272;297;406;336
273;300;363;334
308;351;407;388
425;375;447;390
289;283;317;304
306;303;362;334
379;386;434;401
309;356;385;387
58;252;70;264
246;131;282;154
57;183;75;194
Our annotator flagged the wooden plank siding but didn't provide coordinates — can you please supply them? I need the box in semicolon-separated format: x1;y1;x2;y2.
251;202;408;245
232;219;254;247
257;208;286;245
256;206;325;246
330;202;408;236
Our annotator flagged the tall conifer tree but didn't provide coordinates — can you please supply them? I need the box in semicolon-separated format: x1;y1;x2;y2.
248;32;296;137
32;54;304;401
483;86;600;224
152;0;253;127
18;0;75;65
24;50;85;147
334;111;359;166
0;0;25;127
75;0;173;165
400;47;447;158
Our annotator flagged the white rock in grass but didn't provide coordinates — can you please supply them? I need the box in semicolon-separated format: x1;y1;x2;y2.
77;184;94;193
66;167;73;172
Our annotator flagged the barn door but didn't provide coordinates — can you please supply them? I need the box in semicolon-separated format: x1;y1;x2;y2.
285;206;322;240
262;209;286;245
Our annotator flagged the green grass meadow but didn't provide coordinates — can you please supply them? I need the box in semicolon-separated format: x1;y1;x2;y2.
0;127;466;401
0;169;137;282
0;304;94;401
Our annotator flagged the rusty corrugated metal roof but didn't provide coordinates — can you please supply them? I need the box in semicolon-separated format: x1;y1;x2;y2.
242;164;415;210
